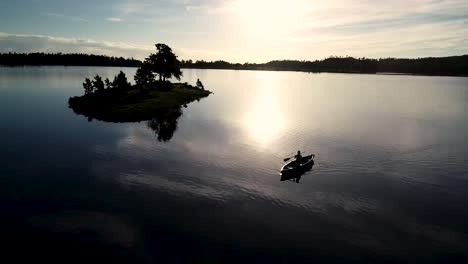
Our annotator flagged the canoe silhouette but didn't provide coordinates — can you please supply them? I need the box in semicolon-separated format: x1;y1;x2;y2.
280;155;314;180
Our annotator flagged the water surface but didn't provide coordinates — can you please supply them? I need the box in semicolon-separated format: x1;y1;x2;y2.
1;66;468;262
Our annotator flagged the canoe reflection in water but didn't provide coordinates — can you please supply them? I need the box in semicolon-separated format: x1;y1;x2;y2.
280;154;315;183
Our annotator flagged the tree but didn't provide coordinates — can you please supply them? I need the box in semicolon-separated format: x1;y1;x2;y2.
83;78;93;95
145;43;182;82
134;62;155;85
92;74;105;92
104;78;112;89
112;71;131;90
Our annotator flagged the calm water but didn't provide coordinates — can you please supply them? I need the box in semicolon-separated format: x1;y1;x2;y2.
1;66;468;262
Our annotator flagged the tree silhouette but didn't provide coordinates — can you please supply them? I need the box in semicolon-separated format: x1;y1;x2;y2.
92;75;105;92
145;44;182;82
134;62;155;85
112;71;131;90
83;78;93;95
104;78;112;89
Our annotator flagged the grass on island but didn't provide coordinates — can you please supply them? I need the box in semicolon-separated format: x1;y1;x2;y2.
68;82;212;122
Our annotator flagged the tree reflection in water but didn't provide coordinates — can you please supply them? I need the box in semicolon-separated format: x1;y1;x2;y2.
146;107;182;142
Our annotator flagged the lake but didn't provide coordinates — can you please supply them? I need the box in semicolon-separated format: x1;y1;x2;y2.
1;66;468;263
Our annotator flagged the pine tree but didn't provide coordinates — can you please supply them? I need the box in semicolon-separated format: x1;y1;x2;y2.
112;71;130;90
92;75;105;92
83;78;93;95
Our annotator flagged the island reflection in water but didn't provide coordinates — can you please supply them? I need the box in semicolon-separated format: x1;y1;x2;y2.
79;107;182;142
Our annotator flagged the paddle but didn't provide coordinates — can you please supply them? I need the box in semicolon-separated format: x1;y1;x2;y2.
283;154;316;162
283;153;296;162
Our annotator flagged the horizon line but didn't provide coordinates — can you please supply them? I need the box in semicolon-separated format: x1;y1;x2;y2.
1;51;467;64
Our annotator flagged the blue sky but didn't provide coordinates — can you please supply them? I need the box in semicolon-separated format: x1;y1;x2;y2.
1;0;468;62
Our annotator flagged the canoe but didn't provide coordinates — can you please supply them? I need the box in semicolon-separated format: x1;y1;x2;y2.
280;155;314;176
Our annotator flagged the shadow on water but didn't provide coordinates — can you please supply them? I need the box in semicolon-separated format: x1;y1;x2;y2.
281;173;305;183
280;169;314;183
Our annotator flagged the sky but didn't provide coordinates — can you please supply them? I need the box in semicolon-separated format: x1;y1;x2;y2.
0;0;468;62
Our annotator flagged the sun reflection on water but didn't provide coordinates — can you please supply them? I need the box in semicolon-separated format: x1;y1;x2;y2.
243;72;287;145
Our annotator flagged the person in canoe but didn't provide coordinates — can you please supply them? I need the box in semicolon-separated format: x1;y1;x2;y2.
294;150;302;163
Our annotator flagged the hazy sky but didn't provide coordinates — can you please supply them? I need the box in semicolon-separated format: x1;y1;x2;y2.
1;0;468;62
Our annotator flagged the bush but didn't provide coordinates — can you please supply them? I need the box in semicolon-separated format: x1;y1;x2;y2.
157;81;173;92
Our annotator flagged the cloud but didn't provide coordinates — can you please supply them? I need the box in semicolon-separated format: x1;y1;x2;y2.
291;0;468;56
292;0;468;33
190;0;468;60
3;0;468;61
45;12;88;22
107;17;125;22
176;47;252;62
142;16;183;24
0;32;152;59
109;1;188;24
112;0;180;16
114;1;154;15
0;32;246;62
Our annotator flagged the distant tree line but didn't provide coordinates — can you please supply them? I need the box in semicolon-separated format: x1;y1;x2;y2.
0;53;142;67
2;52;467;76
180;55;468;76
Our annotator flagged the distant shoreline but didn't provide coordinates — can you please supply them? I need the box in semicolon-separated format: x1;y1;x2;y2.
1;65;466;77
1;53;467;77
180;67;468;77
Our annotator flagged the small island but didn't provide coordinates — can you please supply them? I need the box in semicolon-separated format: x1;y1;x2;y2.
68;43;211;123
